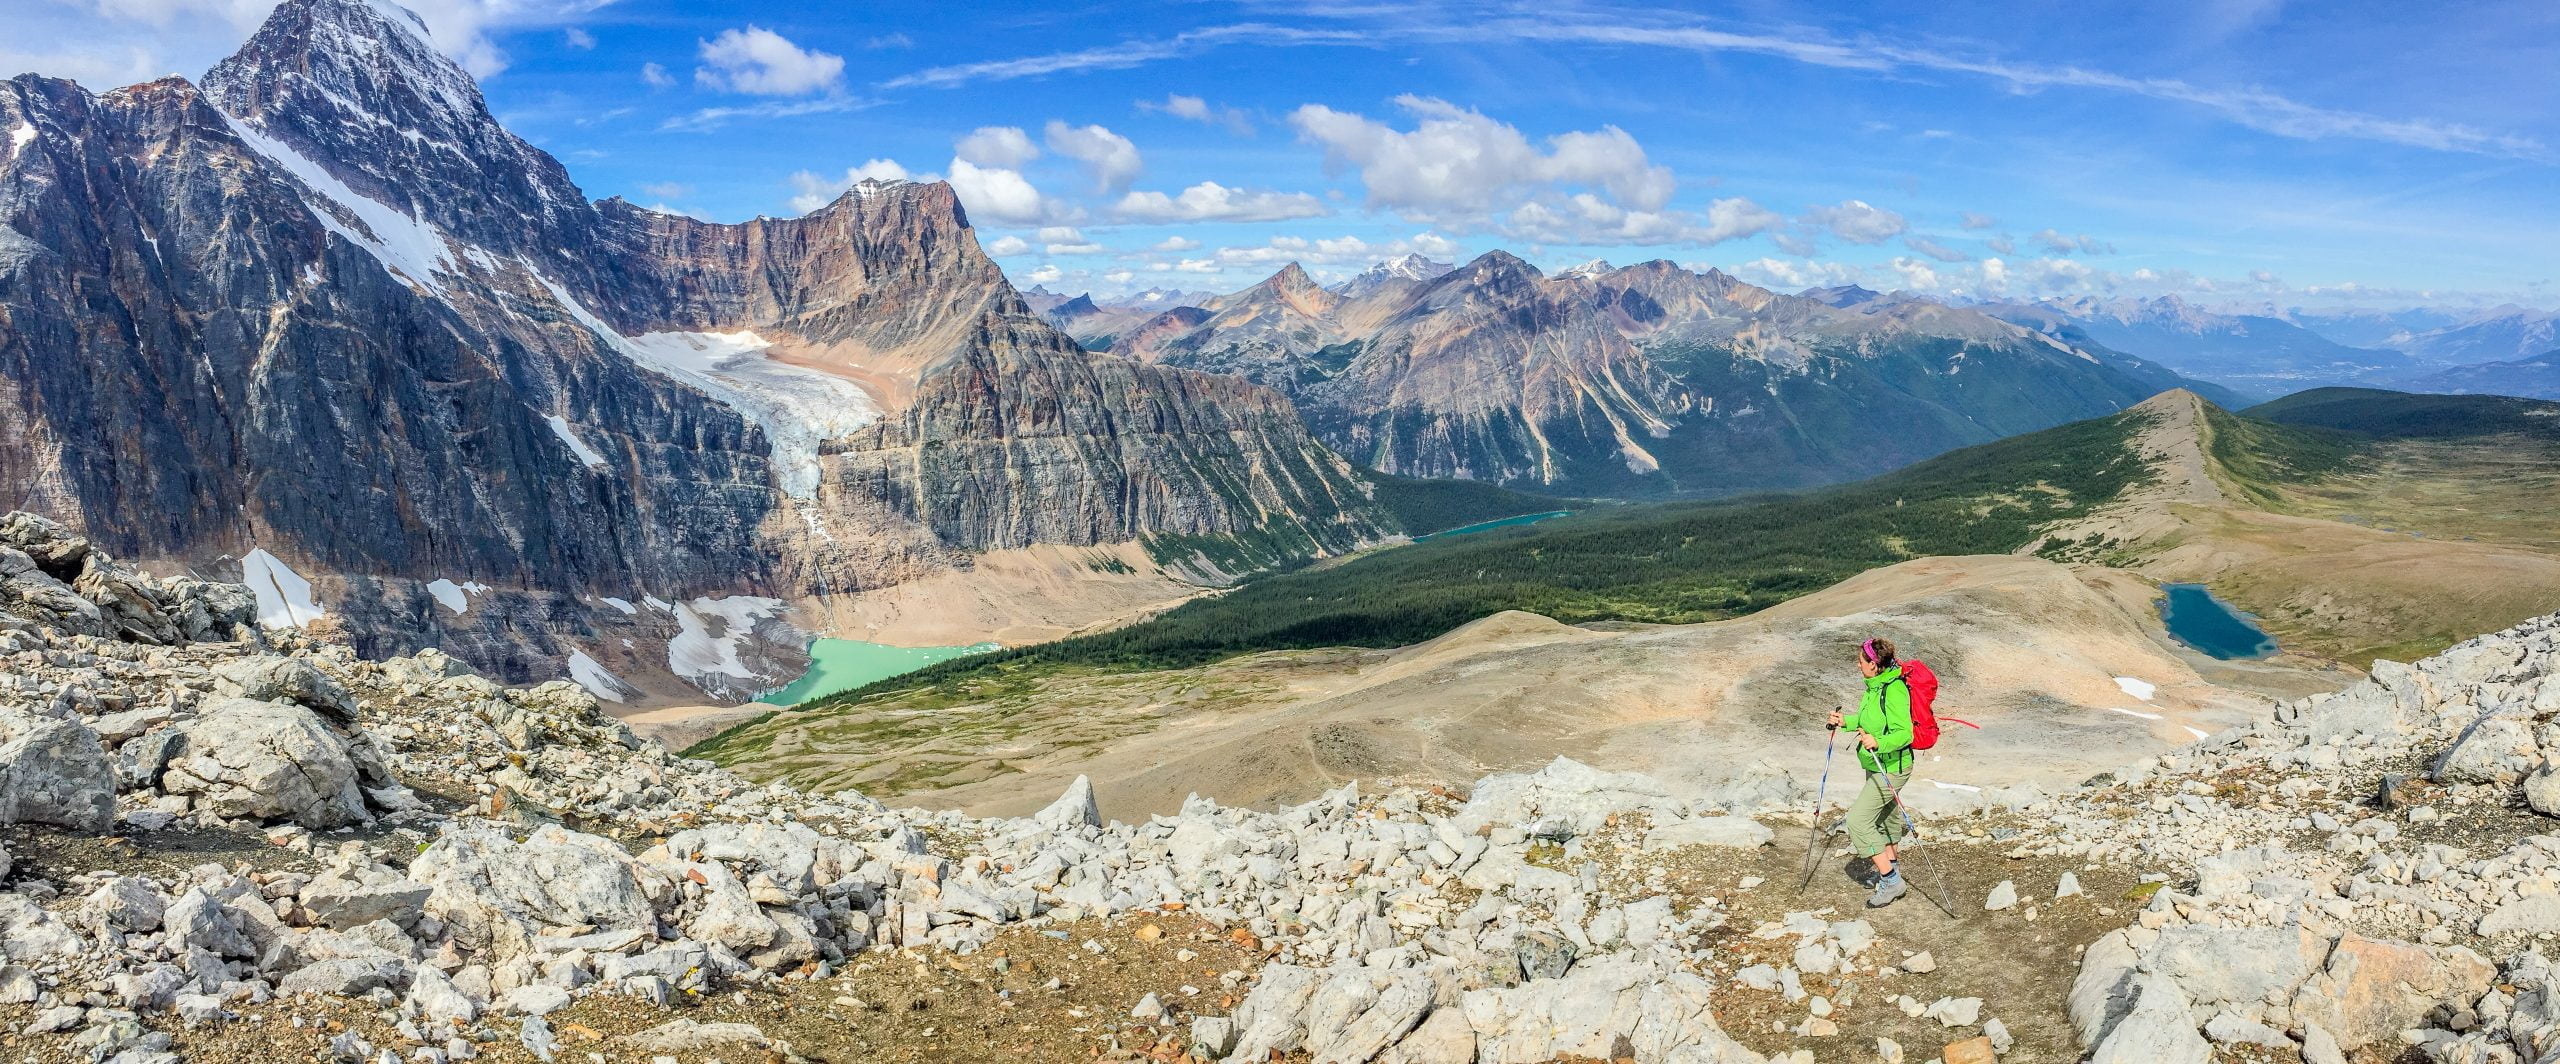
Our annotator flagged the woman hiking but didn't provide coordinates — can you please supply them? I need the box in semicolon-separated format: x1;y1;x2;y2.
1827;637;1917;908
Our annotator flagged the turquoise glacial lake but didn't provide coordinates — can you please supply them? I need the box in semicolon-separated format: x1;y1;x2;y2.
761;638;1001;705
1414;510;1574;542
2158;583;2279;660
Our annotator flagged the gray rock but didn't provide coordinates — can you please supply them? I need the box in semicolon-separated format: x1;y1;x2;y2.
0;965;39;1004
2089;973;2208;1064
0;707;117;833
1378;1007;1474;1064
499;984;573;1016
1034;775;1103;831
211;656;358;720
300;865;432;931
405;965;478;1024
1984;881;2017;911
159;699;372;827
2528;760;2560;818
84;876;168;932
2144;924;2323;1010
411;825;667;962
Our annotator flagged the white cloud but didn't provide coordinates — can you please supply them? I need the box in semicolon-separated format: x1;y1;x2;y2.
1772;232;1818;257
881;17;2548;161
1980;257;2009;292
1959;211;1997;230
641;62;674;88
1903;236;1972;262
1043;120;1143;192
1287;96;1674;220
954;126;1040;168
695;26;844;96
1140;93;1254;134
1035;225;1103;254
661;96;866;133
2030;228;2117;255
638;181;690;199
1732;257;1863;291
1800;200;1907;245
1985;234;2018;255
1698;197;1785;244
947;158;1052;226
786;158;910;212
1024;264;1063;284
864;32;914;50
563;27;595;50
1150;236;1200;252
985;235;1032;256
1887;256;1942;291
1112;181;1330;223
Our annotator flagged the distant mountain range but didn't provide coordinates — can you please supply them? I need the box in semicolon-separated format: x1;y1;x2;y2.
2404;349;2560;400
1976;295;2417;399
1057;254;2213;497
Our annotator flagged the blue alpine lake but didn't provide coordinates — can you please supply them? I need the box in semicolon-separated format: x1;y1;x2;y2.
2158;583;2279;660
1413;510;1573;542
760;638;1001;705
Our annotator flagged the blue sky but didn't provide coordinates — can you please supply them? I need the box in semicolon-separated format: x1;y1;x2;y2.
12;0;2558;308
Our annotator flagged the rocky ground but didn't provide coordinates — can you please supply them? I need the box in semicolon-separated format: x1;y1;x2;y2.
5;505;2560;1064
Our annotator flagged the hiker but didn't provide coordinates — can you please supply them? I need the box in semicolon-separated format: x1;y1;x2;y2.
1828;637;1916;908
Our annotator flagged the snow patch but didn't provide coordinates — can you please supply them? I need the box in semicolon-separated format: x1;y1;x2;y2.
425;578;469;615
642;594;674;613
2107;707;2163;721
7;121;34;159
567;650;630;704
526;272;880;497
600;596;637;615
667;595;788;682
2182;725;2211;741
240;549;325;628
544;415;606;469
1927;780;1983;793
2113;676;2157;701
216;112;457;293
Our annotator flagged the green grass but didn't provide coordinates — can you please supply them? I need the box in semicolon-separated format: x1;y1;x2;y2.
803;406;2158;712
2199;403;2372;508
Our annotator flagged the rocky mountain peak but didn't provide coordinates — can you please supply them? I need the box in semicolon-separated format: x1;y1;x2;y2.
203;0;589;254
1560;258;1615;279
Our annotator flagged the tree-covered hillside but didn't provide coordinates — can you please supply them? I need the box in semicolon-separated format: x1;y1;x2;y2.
807;404;2159;708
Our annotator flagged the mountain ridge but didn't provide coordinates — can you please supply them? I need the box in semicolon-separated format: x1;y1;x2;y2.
0;0;1388;700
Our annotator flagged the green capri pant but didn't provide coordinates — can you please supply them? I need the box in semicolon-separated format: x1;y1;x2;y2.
1846;770;1911;858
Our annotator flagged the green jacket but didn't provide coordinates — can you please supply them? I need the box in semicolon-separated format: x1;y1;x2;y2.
1845;666;1916;775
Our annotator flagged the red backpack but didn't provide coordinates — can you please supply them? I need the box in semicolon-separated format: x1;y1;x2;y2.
1897;659;1974;750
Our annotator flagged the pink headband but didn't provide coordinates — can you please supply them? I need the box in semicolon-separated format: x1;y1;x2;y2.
1860;639;1877;662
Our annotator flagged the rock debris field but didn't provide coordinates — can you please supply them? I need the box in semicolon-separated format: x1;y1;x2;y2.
4;505;2560;1063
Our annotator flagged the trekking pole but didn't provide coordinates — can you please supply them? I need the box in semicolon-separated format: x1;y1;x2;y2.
1868;767;1960;919
1795;725;1838;892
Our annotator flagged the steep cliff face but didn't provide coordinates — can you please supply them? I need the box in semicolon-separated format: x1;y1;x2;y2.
1117;254;2205;497
0;0;1384;697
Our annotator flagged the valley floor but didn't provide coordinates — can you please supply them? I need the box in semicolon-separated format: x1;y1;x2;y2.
700;554;2296;820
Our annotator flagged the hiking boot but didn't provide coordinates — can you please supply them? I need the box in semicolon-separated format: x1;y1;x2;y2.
1843;857;1881;888
1867;872;1907;908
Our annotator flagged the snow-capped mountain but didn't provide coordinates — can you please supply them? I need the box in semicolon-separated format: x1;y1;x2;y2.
2384;305;2560;367
1332;253;1455;300
0;0;1385;698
